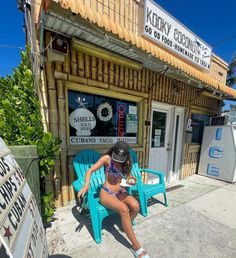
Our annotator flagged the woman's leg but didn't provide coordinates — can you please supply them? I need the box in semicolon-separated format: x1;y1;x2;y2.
118;192;140;221
100;189;145;256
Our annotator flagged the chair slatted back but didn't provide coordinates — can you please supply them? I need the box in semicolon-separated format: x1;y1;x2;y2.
129;148;142;180
73;150;105;193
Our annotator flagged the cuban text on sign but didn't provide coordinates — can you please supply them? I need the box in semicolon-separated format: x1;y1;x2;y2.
70;136;137;145
0;138;48;258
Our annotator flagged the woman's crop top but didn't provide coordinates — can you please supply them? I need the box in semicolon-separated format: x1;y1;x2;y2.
105;158;126;178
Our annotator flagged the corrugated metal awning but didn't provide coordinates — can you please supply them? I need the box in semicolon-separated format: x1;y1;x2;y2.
49;0;236;98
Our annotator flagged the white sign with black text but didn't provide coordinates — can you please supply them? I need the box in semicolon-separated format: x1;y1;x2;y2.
70;136;137;145
144;0;212;70
0;138;48;258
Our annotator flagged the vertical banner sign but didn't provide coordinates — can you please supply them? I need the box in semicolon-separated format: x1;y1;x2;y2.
117;102;127;137
144;0;212;71
0;138;48;258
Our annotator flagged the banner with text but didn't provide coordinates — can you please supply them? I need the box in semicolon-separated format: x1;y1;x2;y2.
144;0;212;71
70;136;137;145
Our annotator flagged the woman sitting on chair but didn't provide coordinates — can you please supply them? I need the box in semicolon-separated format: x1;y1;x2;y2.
78;141;149;258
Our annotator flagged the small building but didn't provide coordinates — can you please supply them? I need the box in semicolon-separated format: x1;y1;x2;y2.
19;0;236;207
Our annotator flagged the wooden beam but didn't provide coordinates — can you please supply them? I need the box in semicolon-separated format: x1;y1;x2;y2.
71;38;143;70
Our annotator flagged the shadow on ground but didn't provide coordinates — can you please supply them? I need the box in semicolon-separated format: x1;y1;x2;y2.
49;255;72;258
70;192;168;249
71;205;131;248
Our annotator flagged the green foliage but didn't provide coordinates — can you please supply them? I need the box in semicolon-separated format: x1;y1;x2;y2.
42;192;55;223
227;53;236;87
0;47;61;224
38;132;61;177
0;53;42;145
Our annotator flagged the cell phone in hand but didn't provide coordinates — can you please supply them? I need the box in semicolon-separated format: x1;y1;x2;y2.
78;196;84;214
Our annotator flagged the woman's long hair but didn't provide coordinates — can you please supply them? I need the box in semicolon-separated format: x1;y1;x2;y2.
105;144;132;177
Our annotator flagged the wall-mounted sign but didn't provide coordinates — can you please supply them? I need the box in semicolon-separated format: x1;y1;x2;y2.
68;90;138;145
69;108;96;136
144;0;212;71
70;136;137;145
186;118;193;132
126;114;138;134
0;138;48;258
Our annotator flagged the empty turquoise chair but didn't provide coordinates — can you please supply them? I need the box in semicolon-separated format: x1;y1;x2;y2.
129;148;168;217
73;150;116;244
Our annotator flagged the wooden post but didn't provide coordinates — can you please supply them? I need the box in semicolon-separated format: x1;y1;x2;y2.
78;52;85;77
141;69;146;92
129;69;134;90
60;151;69;206
119;66;124;87
124;67;129;88
91;56;97;80
71;50;78;76
54;158;63;207
68;157;76;203
104;60;109;83
85;54;91;78
133;70;137;91
98;58;103;81
109;62;114;85
114;64;119;86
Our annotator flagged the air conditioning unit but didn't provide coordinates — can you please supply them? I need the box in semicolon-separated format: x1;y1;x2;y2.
209;116;229;126
50;34;69;55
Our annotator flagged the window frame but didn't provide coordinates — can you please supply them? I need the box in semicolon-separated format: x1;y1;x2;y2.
190;107;216;146
65;82;145;149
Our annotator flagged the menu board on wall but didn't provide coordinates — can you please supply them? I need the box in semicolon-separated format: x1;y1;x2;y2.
68;90;138;145
0;138;48;258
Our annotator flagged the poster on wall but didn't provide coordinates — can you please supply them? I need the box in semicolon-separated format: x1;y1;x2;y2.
126;114;138;133
68;90;138;145
0;138;48;258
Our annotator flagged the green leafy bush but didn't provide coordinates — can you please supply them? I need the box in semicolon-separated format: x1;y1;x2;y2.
0;47;61;224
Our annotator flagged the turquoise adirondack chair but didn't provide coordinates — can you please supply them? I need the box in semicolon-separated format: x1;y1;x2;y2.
129;148;168;217
73;150;116;244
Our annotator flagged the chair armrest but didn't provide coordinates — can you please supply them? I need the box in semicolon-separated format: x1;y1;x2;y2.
140;168;165;185
87;189;97;208
72;179;84;192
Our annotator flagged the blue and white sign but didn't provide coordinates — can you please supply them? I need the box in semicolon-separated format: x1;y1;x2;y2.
198;126;236;183
215;128;223;140
207;164;220;177
209;146;223;158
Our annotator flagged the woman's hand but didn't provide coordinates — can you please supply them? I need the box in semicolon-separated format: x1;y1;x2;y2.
127;175;137;186
78;184;89;198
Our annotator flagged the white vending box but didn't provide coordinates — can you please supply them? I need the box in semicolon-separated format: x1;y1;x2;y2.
198;125;236;183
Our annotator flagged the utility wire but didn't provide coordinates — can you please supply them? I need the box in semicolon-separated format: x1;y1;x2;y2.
0;44;24;50
212;34;236;47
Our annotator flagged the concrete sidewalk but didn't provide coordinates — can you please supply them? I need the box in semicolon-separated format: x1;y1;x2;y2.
46;175;236;258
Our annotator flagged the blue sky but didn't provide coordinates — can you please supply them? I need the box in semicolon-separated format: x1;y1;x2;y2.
1;1;236;108
0;1;25;76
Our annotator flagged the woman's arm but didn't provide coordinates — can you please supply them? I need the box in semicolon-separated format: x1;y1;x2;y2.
78;155;109;197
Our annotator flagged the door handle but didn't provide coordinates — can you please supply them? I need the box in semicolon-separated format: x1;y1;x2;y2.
166;148;170;151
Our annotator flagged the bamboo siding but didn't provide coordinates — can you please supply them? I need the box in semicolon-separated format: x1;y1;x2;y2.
181;146;200;180
43;35;220;206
